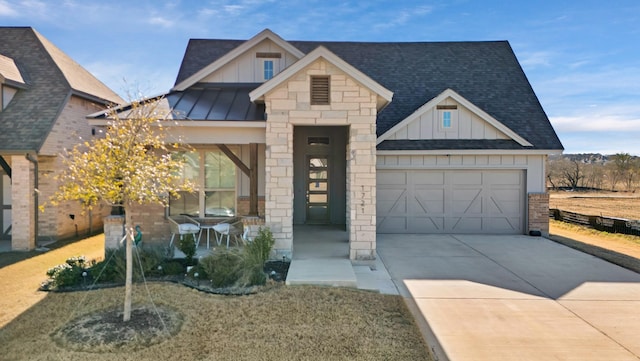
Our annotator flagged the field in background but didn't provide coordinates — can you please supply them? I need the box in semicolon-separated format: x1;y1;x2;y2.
549;191;640;220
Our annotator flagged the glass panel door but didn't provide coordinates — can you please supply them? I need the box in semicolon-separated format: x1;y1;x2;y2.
1;174;10;239
307;157;329;223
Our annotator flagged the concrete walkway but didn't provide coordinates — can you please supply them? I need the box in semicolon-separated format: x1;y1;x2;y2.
377;234;640;361
285;225;398;294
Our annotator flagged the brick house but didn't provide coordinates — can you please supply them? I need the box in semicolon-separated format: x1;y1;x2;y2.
0;27;123;251
90;29;563;260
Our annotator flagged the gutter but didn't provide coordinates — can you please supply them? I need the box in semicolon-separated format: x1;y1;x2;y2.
25;153;38;247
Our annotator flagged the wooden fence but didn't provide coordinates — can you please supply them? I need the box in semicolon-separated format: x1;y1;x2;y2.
550;209;640;236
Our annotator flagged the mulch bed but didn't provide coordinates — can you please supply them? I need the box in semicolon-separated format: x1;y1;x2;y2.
51;305;183;352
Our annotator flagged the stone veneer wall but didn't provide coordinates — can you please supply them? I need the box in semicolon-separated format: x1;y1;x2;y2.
528;193;550;237
263;59;378;260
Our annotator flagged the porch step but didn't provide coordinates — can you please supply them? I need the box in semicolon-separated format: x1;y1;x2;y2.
285;259;357;288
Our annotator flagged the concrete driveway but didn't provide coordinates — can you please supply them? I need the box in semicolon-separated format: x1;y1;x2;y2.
377;234;640;361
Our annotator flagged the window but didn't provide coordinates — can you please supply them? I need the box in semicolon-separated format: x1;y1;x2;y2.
170;149;236;217
437;104;457;131
263;60;274;80
256;52;281;81
442;111;452;128
310;76;330;105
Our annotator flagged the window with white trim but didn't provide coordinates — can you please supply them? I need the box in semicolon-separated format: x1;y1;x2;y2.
437;104;458;132
170;149;236;217
263;60;274;80
256;52;281;81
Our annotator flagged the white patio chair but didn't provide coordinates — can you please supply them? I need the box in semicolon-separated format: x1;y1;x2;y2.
212;222;231;248
168;215;201;249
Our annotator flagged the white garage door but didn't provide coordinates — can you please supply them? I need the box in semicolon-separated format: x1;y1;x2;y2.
377;170;525;234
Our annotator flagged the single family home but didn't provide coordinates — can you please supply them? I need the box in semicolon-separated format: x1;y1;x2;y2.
90;29;562;261
0;27;123;251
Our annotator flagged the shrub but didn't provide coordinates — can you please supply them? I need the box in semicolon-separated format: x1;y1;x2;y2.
244;227;275;268
178;233;197;265
43;256;93;289
200;249;244;288
89;246;165;284
200;226;274;288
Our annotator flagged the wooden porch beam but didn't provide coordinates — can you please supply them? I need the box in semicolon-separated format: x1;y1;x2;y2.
249;143;258;216
0;155;11;179
217;144;249;176
216;144;259;216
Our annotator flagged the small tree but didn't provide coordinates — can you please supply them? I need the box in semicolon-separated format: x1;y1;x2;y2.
49;98;191;321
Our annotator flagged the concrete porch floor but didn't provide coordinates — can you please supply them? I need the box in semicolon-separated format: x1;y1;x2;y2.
285;225;398;294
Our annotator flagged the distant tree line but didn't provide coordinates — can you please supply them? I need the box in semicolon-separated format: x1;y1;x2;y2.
547;153;640;192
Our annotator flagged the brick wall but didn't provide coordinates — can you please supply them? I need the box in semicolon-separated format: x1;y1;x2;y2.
236;196;265;217
126;203;171;246
10;156;35;250
528;193;549;237
263;58;378;260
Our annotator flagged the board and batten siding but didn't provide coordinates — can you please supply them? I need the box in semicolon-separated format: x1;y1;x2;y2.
386;98;510;140
376;154;546;193
202;38;299;83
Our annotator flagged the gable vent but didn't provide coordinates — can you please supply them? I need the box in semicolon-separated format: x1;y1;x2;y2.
256;52;282;58
310;76;330;105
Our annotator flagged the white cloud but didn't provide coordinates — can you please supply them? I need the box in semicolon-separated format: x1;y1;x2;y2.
519;51;554;68
148;16;174;28
223;5;244;15
0;0;17;16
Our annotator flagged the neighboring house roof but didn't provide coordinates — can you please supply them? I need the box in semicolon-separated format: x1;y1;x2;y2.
0;27;123;153
0;53;26;87
176;37;563;151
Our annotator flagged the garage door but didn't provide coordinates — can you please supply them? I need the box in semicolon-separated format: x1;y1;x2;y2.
377;170;524;234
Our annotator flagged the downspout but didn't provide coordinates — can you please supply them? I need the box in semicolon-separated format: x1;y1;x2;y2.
26;154;38;247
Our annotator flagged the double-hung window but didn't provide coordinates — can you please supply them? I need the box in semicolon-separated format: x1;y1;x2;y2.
170;149;236;217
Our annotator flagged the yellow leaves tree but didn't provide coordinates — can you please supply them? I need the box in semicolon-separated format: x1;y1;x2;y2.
50;98;191;321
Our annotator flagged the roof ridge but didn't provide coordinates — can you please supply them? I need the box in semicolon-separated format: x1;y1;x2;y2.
31;28;122;105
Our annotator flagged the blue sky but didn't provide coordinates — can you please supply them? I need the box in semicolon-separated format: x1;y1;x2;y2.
1;0;639;155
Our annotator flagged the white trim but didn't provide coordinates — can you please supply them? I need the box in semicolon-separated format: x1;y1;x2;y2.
376;88;533;147
377;149;563;156
249;46;393;107
172;29;305;91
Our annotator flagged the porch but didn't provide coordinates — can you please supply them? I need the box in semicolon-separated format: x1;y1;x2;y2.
285;225;398;294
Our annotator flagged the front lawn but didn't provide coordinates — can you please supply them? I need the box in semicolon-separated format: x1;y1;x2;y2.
0;283;431;361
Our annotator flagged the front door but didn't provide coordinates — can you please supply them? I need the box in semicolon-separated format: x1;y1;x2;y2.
306;156;329;223
293;126;347;225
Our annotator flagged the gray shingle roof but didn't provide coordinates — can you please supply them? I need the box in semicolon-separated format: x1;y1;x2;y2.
0;27;122;153
175;38;563;151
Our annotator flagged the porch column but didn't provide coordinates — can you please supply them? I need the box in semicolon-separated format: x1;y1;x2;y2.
347;123;377;261
264;116;294;259
11;155;35;250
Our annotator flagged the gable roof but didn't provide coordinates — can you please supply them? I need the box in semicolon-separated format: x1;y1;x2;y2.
377;88;532;146
175;36;563;151
173;29;304;91
249;46;392;109
0;27;123;153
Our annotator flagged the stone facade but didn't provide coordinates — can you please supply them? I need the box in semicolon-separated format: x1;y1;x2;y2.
528;192;550;237
263;59;378;260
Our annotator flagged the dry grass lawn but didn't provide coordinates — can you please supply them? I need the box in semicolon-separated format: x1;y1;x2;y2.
550;191;640;220
549;220;640;273
0;234;105;328
0;283;430;361
0;235;430;360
